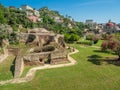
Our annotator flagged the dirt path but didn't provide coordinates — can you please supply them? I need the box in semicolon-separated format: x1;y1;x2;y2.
0;49;79;85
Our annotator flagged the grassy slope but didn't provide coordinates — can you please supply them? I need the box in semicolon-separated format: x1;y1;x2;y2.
0;55;15;80
0;44;120;90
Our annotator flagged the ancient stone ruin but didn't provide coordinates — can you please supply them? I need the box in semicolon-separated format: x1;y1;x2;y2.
12;28;68;78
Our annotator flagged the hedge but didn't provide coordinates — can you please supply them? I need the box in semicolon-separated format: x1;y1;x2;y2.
77;41;92;46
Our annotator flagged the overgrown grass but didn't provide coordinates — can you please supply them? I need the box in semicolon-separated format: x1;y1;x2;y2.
0;44;120;90
0;55;15;80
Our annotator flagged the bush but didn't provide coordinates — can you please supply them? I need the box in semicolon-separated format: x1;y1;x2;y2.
64;34;79;43
86;35;93;40
64;34;71;42
101;41;108;51
92;36;99;44
86;35;99;44
77;41;92;46
69;34;80;41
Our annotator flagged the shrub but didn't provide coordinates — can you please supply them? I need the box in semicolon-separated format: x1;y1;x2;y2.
64;34;71;42
86;35;99;44
64;34;79;43
69;34;80;41
101;41;108;51
102;34;113;40
77;41;92;46
101;36;120;60
92;36;99;44
86;35;94;40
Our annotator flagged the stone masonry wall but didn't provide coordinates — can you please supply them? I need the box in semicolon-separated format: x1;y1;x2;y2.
14;56;24;78
50;50;68;64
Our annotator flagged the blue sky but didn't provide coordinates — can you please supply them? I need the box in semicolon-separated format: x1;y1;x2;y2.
0;0;120;23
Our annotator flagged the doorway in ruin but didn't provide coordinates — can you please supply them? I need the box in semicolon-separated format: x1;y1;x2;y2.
39;58;43;62
44;58;51;64
39;58;44;65
44;54;51;64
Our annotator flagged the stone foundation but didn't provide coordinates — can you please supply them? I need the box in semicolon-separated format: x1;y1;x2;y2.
14;56;24;78
50;58;68;65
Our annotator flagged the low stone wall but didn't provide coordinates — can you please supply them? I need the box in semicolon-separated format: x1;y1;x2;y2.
23;52;51;61
50;58;68;64
14;56;24;78
23;50;68;65
50;50;68;64
14;50;68;78
8;48;19;56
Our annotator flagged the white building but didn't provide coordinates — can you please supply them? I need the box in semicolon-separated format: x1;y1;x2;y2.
54;16;63;23
33;10;40;17
19;5;40;17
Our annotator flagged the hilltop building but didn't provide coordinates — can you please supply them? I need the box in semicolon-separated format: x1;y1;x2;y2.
103;20;120;33
19;5;40;22
85;20;120;34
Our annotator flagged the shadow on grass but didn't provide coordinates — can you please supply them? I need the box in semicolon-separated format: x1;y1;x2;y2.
10;57;16;77
93;50;116;55
88;55;120;66
88;55;102;65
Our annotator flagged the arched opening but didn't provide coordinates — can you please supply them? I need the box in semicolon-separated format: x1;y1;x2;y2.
39;58;43;62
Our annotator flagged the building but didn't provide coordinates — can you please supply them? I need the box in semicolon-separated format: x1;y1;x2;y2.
19;5;40;22
85;20;94;24
54;16;63;23
28;16;38;23
19;5;33;11
85;20;97;30
104;20;120;33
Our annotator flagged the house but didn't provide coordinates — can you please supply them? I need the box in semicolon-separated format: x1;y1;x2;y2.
85;20;97;30
28;16;38;23
54;16;63;23
103;20;120;33
19;5;40;22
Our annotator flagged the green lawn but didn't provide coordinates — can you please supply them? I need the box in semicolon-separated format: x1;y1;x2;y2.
94;40;103;47
0;44;120;90
0;55;15;80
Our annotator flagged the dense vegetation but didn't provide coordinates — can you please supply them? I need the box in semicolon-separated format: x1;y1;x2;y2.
0;4;89;44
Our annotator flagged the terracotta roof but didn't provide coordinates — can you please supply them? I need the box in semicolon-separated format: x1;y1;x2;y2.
106;22;115;27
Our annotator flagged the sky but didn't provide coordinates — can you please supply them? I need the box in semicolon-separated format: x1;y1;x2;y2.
0;0;120;23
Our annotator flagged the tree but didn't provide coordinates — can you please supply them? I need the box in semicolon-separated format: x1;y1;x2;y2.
101;36;120;60
64;34;79;43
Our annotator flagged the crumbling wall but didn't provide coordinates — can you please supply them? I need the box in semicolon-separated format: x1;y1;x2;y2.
50;50;68;64
23;52;50;65
23;50;68;65
14;56;24;78
8;48;19;56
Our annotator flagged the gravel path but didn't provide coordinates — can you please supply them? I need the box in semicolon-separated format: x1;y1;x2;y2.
0;49;79;85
